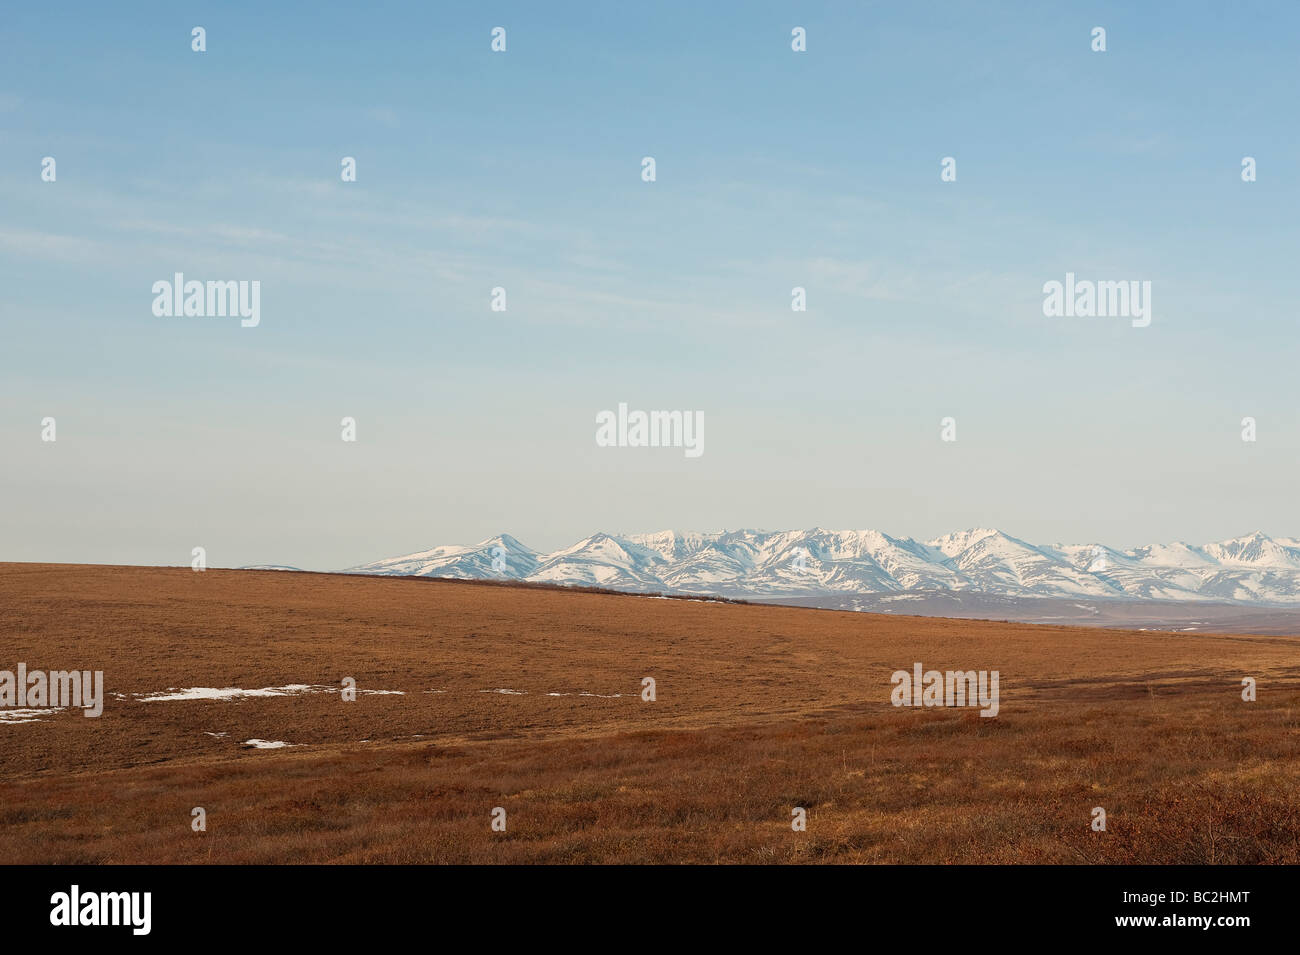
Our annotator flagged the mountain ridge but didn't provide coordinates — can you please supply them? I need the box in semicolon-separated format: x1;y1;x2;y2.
339;528;1300;607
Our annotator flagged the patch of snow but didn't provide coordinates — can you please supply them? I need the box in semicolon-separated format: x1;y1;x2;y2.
137;684;403;702
0;707;62;724
138;684;332;702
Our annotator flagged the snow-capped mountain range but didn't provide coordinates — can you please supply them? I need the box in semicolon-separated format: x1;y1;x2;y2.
341;529;1300;607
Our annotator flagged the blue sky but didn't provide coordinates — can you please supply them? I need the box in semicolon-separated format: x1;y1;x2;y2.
2;1;1298;569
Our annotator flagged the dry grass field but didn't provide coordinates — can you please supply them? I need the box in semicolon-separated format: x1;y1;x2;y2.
2;562;1299;864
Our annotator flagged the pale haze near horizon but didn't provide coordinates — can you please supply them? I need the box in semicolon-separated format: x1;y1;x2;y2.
2;2;1297;571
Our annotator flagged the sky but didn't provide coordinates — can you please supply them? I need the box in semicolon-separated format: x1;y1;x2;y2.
2;1;1298;570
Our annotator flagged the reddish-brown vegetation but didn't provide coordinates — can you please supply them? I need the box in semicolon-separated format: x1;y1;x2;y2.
2;563;1298;863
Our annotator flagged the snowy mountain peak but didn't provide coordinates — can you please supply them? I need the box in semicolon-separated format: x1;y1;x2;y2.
476;533;537;555
1203;531;1300;569
926;528;1002;558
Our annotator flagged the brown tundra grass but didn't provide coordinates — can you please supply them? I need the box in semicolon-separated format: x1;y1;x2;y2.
2;562;1299;864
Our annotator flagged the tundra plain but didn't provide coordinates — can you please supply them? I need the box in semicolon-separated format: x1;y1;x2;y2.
2;563;1299;864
